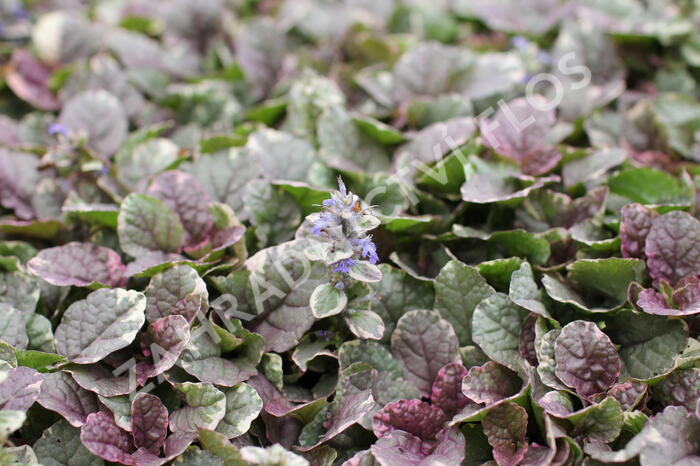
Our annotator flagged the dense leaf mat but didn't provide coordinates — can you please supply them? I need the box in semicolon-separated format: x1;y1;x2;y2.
0;1;700;465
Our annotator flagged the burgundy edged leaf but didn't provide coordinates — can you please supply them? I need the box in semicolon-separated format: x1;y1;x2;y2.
605;381;647;411
144;264;208;324
27;242;126;287
134;315;190;385
554;320;620;397
519;313;539;366
372;399;448;441
37;371;99;427
636;285;700;316
370;426;466;466
480;96;561;176
0;366;45;411
482;401;529;466
131;393;168;454
5;49;59;111
80;411;134;465
462;361;523;405
430;362;471;417
645;210;700;285
146;170;214;249
620;203;658;259
300;388;374;450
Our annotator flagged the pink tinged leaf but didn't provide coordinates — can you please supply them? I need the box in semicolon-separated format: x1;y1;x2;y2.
37;371;99;427
637;281;700;317
372;399;448;440
553;321;620;398
300;389;375;450
390;310;460;395
645;210;700;285
5;49;59;111
462;361;523;405
482;402;529;466
147;170;214;248
480;96;557;166
27;242;126;287
537;391;574;417
605;381;647;411
0;149;39;220
134;315;190;385
370;427;466;466
0;366;45;411
652;368;700;412
519;313;539;366
131;393;168;454
430;362;470;417
80;411;134;465
620;203;657;259
521;147;562;176
521;443;553;466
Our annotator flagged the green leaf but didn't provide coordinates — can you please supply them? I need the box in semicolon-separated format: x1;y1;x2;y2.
215;384;263;439
345;310;385;340
605;310;688;380
472;293;529;371
310;283;347;318
348;261;383;283
198;429;246;466
434;260;495;346
15;350;65;372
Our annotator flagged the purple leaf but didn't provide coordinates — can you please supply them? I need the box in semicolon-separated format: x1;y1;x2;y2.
147;171;214;248
0;149;40;220
645;210;700;285
134;315;190;385
462;361;523;405
370;426;466;466
372;399;448;441
652;368;700;412
636;284;700;316
620;203;658;259
554;321;620;397
0;366;45;411
518;313;539;366
605;381;647;411
80;411;134;465
131;393;168;454
430;362;470;417
300;389;374;450
144;264;208;324
36;371;99;427
482;402;529;466
390;310;460;395
5;49;59;111
27;242;125;287
480;96;561;176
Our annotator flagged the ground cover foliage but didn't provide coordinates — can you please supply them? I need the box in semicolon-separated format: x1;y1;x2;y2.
1;0;700;464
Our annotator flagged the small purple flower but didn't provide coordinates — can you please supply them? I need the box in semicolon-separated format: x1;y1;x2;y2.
353;236;378;264
315;330;334;341
334;281;345;290
332;258;356;274
48;123;70;137
511;36;530;51
536;50;552;66
310;212;331;236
